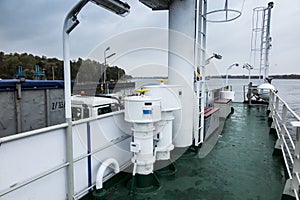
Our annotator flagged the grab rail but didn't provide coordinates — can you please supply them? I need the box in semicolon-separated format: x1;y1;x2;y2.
269;91;300;199
0;112;130;199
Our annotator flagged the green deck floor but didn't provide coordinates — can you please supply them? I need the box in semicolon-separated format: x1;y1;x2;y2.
83;103;286;200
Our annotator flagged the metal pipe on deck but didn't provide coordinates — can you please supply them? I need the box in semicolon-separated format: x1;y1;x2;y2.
96;158;120;189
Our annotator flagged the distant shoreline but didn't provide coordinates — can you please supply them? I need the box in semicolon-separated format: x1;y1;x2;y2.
208;75;300;79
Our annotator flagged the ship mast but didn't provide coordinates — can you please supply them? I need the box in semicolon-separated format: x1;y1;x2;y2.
262;2;274;80
251;2;274;81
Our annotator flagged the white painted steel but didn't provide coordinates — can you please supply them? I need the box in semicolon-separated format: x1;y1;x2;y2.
155;111;175;160
204;110;220;139
251;3;274;82
71;96;119;119
0;123;67;144
269;90;300;198
0;128;68;199
74;160;131;200
144;84;181;160
96;158;120;189
220;91;235;101
62;1;130;198
196;0;207;146
131;123;156;175
0;112;132;200
63;18;72;120
63;2;90;198
168;0;196;147
125;95;161;175
88;115;132;185
257;83;276;100
214;101;232;118
193;0;201;147
124;96;161;123
144;84;181;111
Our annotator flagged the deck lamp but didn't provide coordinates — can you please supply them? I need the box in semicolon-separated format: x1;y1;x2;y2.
243;63;253;83
225;63;239;86
205;53;222;65
104;47;117;68
91;0;130;16
63;0;130;120
213;53;222;60
62;1;130;199
103;46;116;93
106;52;116;59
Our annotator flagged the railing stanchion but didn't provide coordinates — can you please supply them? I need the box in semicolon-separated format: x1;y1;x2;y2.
269;87;300;199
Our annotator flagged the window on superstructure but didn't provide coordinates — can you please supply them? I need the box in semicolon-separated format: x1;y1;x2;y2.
72;107;82;121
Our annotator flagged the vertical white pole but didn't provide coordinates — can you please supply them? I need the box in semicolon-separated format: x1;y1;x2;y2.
248;69;251;84
225;69;229;86
264;2;274;80
63;27;75;200
63;32;72;120
62;1;88;196
193;0;200;145
169;0;196;147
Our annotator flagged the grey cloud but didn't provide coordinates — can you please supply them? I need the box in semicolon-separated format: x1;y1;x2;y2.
0;0;299;75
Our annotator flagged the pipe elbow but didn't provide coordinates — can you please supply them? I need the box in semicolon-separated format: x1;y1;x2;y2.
96;158;120;189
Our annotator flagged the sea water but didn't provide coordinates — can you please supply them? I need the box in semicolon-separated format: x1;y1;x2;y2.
207;78;300;116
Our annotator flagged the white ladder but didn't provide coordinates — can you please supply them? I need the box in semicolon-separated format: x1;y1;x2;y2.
251;3;273;81
194;0;207;146
260;3;273;80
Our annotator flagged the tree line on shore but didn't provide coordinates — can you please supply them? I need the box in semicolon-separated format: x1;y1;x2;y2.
2;52;298;81
0;52;131;81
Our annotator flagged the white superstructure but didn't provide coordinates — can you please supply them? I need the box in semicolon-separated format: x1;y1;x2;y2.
0;1;231;199
71;95;120;120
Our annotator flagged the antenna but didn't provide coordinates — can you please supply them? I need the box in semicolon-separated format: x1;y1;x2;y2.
204;0;244;23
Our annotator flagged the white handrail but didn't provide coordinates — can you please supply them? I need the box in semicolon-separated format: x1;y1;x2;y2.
0;118;130;198
0;123;68;144
270;90;300;198
272;92;300;121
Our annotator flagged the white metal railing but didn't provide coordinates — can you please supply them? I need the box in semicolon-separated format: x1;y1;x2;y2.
0;111;131;200
269;90;300;199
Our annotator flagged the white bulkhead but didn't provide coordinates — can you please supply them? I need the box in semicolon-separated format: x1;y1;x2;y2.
144;83;181;160
168;0;197;147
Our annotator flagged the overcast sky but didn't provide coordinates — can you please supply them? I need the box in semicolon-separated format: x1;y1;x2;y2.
0;0;299;76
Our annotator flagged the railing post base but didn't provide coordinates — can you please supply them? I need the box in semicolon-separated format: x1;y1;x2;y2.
282;193;297;200
274;139;282;151
272;148;282;156
269;127;277;135
282;178;298;200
